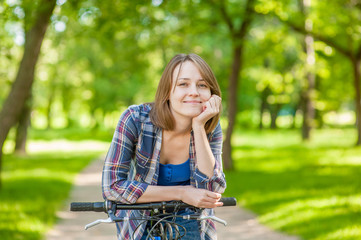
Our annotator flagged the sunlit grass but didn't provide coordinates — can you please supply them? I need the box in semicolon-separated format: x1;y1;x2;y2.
0;131;109;240
224;128;361;240
2;127;360;240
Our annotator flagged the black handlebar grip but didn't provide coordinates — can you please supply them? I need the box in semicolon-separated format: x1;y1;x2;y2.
70;202;105;212
220;197;237;206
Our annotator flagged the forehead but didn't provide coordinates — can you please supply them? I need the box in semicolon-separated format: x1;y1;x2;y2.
172;61;203;81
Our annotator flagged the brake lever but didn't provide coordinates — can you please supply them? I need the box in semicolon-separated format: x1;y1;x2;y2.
85;217;113;230
199;215;227;226
182;214;227;226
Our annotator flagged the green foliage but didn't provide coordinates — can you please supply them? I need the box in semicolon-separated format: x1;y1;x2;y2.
1;0;361;229
224;128;361;239
2;1;361;239
0;135;108;240
2;0;358;130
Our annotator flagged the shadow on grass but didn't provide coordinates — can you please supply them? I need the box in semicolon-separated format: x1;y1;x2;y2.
0;178;72;240
0;229;41;240
282;210;361;240
224;131;361;240
0;151;102;240
225;166;361;239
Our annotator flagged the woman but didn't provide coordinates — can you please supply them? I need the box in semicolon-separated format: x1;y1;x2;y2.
102;53;226;240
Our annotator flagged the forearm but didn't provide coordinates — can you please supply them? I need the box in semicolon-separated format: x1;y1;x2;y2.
192;124;216;178
137;185;223;208
136;185;184;203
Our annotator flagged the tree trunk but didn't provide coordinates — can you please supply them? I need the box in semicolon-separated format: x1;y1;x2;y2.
223;46;242;170
280;0;361;145
301;41;316;139
46;85;55;129
259;91;266;130
259;86;271;130
270;103;281;129
219;0;255;170
260;60;271;130
352;58;361;145
314;75;323;128
14;96;32;155
0;0;56;188
300;0;315;141
301;90;312;139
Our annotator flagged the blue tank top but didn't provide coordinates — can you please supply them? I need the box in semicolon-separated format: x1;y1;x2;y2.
157;159;191;186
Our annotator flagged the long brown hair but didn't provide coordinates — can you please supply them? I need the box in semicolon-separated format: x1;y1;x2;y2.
149;53;221;133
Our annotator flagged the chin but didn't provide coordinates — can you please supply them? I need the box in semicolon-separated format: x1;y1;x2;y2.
187;110;202;118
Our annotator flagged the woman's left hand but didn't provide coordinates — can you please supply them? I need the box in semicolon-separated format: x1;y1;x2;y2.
192;94;221;127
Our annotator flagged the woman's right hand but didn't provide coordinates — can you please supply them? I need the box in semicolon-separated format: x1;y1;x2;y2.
180;186;223;208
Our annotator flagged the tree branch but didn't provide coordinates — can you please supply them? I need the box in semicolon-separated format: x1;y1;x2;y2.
271;13;353;58
215;0;234;33
356;44;361;59
236;0;255;38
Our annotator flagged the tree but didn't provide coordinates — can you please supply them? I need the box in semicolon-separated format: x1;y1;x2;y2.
0;0;57;187
14;95;32;154
299;0;316;140
270;0;361;145
210;0;256;170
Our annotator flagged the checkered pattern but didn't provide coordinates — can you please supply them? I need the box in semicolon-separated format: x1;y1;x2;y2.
102;104;226;240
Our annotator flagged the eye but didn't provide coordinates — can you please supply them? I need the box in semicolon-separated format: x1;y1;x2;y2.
177;81;189;87
198;83;209;88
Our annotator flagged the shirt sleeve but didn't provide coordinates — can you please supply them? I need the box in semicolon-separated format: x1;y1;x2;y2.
194;122;227;193
102;107;148;204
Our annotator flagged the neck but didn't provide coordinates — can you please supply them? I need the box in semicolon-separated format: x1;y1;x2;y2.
171;118;192;135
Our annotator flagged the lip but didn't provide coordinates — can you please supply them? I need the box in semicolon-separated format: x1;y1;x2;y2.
183;101;202;104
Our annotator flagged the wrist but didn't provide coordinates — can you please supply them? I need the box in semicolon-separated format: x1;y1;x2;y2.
177;186;186;201
192;120;205;131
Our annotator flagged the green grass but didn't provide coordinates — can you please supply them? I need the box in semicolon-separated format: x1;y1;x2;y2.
0;130;110;240
1;127;360;240
224;128;361;240
28;127;114;142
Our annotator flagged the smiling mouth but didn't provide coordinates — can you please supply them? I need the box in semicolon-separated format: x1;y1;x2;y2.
183;101;202;104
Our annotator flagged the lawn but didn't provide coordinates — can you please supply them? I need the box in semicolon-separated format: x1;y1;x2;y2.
1;127;360;240
0;129;110;240
224;128;361;240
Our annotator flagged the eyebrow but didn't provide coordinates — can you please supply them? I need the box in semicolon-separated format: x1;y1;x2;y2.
177;78;205;81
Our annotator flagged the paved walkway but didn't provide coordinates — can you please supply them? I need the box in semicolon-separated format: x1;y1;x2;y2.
46;158;300;240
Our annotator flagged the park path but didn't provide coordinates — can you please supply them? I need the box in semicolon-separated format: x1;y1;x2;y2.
46;157;301;240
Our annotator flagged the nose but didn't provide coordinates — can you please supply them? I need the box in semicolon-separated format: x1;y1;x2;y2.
188;84;199;96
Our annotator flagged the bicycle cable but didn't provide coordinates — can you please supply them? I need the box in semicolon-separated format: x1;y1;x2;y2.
145;214;186;240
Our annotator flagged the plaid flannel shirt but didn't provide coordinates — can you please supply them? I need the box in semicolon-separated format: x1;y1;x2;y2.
102;103;226;240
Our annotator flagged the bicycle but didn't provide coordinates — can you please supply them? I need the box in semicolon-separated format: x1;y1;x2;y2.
70;197;237;240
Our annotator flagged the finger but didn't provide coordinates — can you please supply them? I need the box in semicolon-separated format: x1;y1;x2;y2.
212;94;221;101
215;96;221;108
201;201;223;209
202;195;219;203
209;97;216;110
202;105;207;112
212;95;221;111
206;191;222;199
203;101;211;112
205;98;216;113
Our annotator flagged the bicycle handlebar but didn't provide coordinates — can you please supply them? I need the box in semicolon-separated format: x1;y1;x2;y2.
219;197;237;206
70;197;237;213
70;202;106;212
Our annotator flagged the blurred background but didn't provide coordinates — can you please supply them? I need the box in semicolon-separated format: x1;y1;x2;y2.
0;0;361;239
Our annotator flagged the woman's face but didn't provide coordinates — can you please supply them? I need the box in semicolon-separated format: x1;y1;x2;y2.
168;61;212;121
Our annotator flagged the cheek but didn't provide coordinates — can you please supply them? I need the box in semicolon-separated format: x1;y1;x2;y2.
173;89;188;99
201;90;211;100
169;90;185;104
